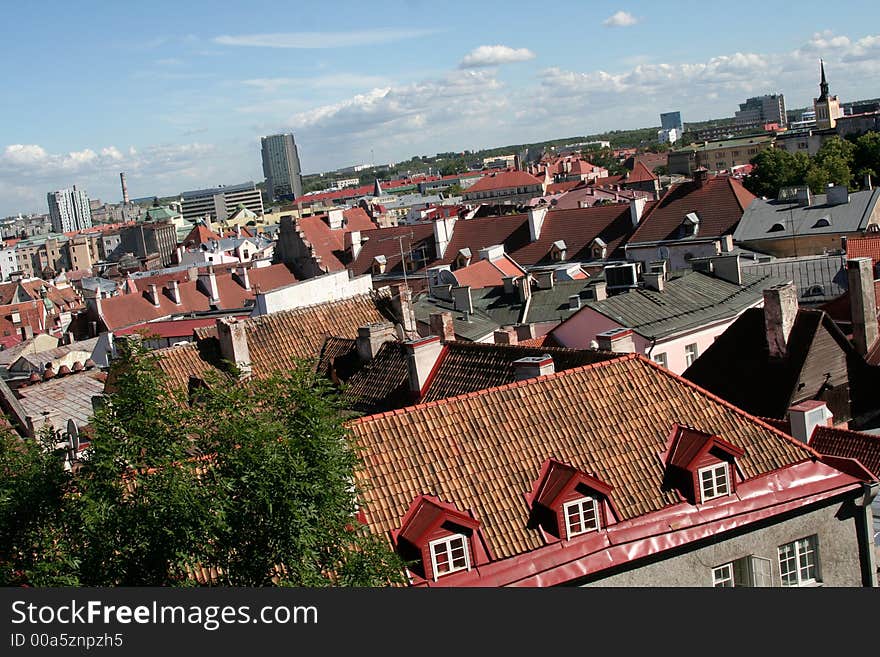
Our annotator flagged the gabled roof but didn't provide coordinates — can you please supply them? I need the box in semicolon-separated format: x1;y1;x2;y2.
181;222;221;247
571;270;785;340
295;208;378;273
666;424;745;470
465;170;543;194
625;161;659;183
451;255;527;289
630;175;755;244
349;355;818;562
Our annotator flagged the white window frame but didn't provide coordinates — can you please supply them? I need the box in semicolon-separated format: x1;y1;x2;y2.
713;556;772;587
652;352;668;368
685;342;699;367
778;536;820;587
428;533;471;580
562;496;600;539
698;462;730;501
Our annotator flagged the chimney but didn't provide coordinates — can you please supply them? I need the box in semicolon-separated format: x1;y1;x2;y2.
390;284;417;337
429;312;456;342
433;215;457;259
788;400;833;443
216;316;251;378
865;173;873;191
235;266;251;290
513;355;555;381
356;322;396;361
452;285;473;315
528;206;548;241
167;279;182;305
478;244;505;262
643;272;665;292
591;281;608;301
796;187;812;207
493;328;518;345
327;209;344;230
712;254;742;285
120;172;129;205
694;167;709;187
847;257;879;355
345;230;363;260
630;197;647;227
516;276;532;302
404;335;443;395
826;184;850;206
596;328;635;353
515;324;536;341
763;283;799;358
146;283;160;307
719;234;735;253
197;267;220;303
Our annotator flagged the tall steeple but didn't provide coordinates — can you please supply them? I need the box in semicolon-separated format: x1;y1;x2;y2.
818;59;829;100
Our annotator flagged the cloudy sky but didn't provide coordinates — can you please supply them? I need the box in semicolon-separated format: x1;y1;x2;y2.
2;0;880;216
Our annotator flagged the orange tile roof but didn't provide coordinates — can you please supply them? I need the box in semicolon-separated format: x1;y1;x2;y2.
465;170;543;194
349;354;815;560
809;425;880;478
626;160;658;183
845;234;880;265
451;255;526;289
180;222;220;247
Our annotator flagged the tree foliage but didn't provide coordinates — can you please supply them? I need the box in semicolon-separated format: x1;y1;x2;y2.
1;339;405;587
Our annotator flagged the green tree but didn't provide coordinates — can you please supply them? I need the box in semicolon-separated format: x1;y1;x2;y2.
743;148;809;198
811;136;855;190
853;131;880;184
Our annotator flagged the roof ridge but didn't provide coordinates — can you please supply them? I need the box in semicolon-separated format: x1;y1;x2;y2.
638;354;822;459
348;352;636;425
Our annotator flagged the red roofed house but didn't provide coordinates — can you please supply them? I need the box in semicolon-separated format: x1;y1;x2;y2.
462;170;546;206
349;354;878;586
625;170;756;271
433;244;527;290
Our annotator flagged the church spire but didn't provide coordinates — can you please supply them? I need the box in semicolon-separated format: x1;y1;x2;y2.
819;59;829;100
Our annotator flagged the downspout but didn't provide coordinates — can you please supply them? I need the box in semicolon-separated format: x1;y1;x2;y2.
853;481;879;587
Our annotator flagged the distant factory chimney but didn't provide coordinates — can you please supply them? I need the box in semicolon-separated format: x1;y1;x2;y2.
120;172;129;204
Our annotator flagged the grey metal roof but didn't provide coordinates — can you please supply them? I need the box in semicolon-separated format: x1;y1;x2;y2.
582;270;789;340
741;253;847;303
80;277;118;295
17;371;105;434
412;292;501;341
524;280;591;325
12;337;100;371
734;189;880;242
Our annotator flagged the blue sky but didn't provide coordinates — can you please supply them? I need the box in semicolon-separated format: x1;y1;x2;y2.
2;0;880;216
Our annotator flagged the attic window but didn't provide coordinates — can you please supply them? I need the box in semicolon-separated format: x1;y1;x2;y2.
804;284;825;297
551;240;567;262
682;212;700;237
812;216;831;228
698;463;730;501
768;223;786;232
662;424;745;506
563;497;599;539
429;534;471;579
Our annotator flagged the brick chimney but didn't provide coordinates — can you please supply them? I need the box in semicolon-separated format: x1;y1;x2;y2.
788;400;833;443
198;266;220;303
763;283;799;359
404;335;443;395
694;167;709;187
494;328;518;345
513;355;555;381
429;312;456;342
596;328;635;353
216;316;251;378
390;284;417;337
847;257;878;355
356;322;396;362
166;279;182;305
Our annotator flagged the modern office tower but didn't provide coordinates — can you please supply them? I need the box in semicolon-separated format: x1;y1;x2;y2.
47;186;93;233
735;94;787;126
180;181;264;222
660;111;683;134
261;133;303;202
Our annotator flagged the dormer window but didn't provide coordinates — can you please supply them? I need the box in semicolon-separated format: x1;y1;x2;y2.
698;463;730;501
550;239;567;262
429;534;470;578
563;496;599;539
590;237;607;260
768;223;785;233
682;212;700;237
812;216;831;228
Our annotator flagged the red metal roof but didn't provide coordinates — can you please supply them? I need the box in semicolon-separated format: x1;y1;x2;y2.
115;314;250;338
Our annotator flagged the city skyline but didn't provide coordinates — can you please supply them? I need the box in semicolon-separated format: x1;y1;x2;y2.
2;1;880;216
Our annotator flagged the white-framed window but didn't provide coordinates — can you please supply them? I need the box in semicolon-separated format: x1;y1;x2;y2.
685;343;699;367
652;352;668;368
429;533;470;580
713;556;772;587
563;496;600;539
778;536;820;587
698;462;730;501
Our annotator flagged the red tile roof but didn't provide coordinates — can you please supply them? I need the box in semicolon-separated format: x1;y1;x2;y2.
626;160;658;183
451;255;526;289
465;170;543;194
348;354;818;561
629;175;755;244
180;222;220;247
99;264;296;332
115;315;249;338
809;425;880;478
845;234;880;266
294;207;377;273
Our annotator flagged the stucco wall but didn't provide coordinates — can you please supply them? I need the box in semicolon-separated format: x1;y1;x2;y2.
581;496;867;587
253;270;374;316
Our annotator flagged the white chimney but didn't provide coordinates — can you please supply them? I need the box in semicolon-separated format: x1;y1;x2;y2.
234;266;251;290
513;355;555;381
528;206;548;242
788;400;833;443
478;244;505;262
596;328;635;353
591;281;608;301
404;335;444;394
763;283;799;359
198;267;220;303
167;279;182;305
433;215;457;259
146;284;160;307
847;257;878;355
216;316;251;378
346;230;363;260
630;197;647;227
327;209;344;230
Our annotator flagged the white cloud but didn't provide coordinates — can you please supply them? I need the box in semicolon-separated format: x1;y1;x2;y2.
214;28;440;49
242;73;391;94
603;11;639;28
459;45;536;68
3;144;48;165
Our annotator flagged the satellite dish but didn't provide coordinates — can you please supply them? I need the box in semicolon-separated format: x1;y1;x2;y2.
66;419;80;452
